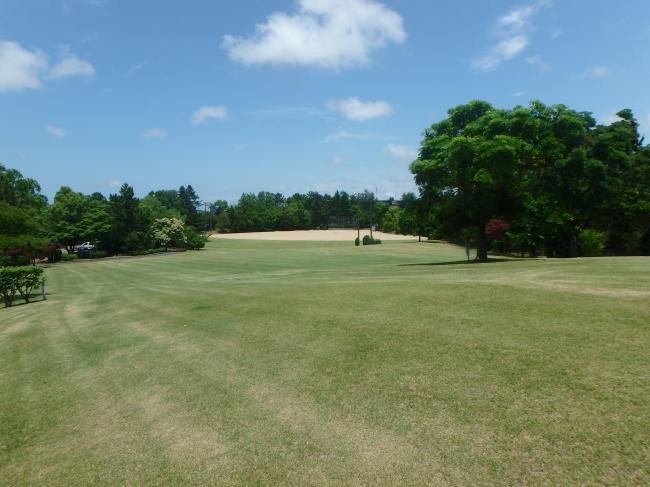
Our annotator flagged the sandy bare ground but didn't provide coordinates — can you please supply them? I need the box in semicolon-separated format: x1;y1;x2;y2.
211;229;424;241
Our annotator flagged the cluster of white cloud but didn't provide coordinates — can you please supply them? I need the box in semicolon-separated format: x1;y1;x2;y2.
143;128;167;139
0;41;95;92
191;105;228;125
580;65;608;79
473;3;545;71
328;97;392;121
526;55;549;72
46;125;67;139
49;47;95;79
223;0;405;68
386;144;417;163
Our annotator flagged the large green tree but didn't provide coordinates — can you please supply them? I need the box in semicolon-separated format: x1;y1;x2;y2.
411;100;649;258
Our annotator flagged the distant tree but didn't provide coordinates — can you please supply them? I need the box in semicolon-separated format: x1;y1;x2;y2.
109;183;144;252
139;194;183;222
0;164;47;238
178;185;201;227
47;187;88;252
381;206;402;233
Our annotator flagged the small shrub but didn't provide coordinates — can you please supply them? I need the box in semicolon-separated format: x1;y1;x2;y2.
0;266;44;307
354;237;360;246
579;229;606;257
62;253;79;262
362;235;382;245
183;228;207;250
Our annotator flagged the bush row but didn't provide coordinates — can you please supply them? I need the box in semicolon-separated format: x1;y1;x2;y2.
0;266;44;307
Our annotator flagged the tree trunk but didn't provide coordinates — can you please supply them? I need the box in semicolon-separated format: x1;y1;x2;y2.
476;230;488;262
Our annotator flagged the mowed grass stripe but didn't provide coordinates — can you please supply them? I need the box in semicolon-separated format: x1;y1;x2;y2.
1;240;649;485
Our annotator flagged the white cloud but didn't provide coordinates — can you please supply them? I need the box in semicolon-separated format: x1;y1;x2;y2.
223;0;406;69
108;179;123;189
513;90;527;98
126;62;146;77
641;114;650;140
498;5;536;31
0;41;48;92
473;3;547;71
46;125;67;139
597;112;621;125
526;55;549;71
191;105;228;125
48;51;95;79
386;144;417;162
328;97;392;121
143;128;167;138
580;65;608;78
474;35;528;71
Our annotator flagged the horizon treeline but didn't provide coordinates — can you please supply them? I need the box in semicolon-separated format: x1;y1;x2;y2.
1;165;419;263
2;99;649;261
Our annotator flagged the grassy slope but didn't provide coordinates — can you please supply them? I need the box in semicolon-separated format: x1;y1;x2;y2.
1;240;649;485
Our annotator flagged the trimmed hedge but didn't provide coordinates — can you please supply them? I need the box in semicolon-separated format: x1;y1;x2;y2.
362;235;382;245
0;266;44;307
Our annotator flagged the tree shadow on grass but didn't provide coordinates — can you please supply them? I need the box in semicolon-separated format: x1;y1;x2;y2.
399;258;541;267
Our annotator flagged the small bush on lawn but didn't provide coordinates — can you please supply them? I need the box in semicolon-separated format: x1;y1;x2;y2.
0;266;44;307
362;235;382;245
355;237;360;246
183;228;208;250
62;253;78;262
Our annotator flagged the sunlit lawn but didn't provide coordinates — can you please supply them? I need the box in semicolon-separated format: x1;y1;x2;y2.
1;239;649;485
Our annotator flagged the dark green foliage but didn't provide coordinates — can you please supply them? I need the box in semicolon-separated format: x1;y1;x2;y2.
61;253;79;262
411;100;650;259
354;237;360;246
77;250;109;259
182;227;207;250
223;190;386;233
579;229;606;257
0;266;44;307
48;249;63;263
362;235;381;245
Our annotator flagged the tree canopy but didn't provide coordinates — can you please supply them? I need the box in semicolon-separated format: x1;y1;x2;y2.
411;100;650;259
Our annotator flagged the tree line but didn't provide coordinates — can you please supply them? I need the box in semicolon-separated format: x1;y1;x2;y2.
411;101;650;260
0;166;421;264
2;99;648;263
209;190;421;235
0;170;209;264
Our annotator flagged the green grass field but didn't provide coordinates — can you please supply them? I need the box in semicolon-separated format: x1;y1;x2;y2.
1;239;649;485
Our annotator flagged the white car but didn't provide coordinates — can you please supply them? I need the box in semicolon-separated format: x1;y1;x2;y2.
75;242;96;252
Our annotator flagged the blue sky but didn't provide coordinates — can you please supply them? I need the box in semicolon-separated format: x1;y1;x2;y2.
1;0;649;203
